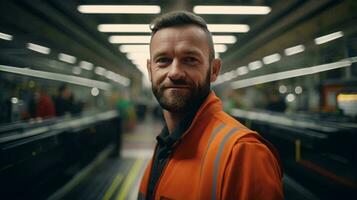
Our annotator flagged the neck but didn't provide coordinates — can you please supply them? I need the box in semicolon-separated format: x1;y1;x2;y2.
163;111;186;134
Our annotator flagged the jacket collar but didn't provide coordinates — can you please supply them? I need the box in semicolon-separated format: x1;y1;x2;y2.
156;91;222;147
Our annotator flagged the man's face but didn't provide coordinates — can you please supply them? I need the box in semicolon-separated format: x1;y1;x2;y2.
148;25;213;113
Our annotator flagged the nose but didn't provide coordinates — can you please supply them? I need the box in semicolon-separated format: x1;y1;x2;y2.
167;59;185;80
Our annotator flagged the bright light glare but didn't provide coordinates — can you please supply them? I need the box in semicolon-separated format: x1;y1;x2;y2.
109;35;151;44
0;64;112;90
284;44;305;56
98;24;151;32
91;87;99;96
314;31;344;45
262;53;281;65
119;45;149;53
78;5;160;14
27;43;50;54
94;66;107;76
72;66;82;75
194;6;271;15
231;59;353;89
58;53;77;64
79;61;94;70
214;44;227;53
248;61;263;71
0;32;13;40
127;52;150;60
295;86;303;94
212;35;237;44
237;66;249;75
279;85;287;94
207;24;250;33
286;94;296;102
11;97;18;104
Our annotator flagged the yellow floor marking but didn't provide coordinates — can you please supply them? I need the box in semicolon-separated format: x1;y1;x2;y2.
116;159;144;200
102;173;124;200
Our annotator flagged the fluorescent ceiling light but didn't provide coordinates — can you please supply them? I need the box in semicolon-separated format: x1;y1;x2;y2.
237;66;249;75
215;53;220;58
0;64;112;90
0;32;13;40
72;66;82;75
79;61;94;70
105;71;130;86
119;45;149;53
231;58;354;89
98;24;150;32
58;53;77;64
284;44;305;56
109;35;151;43
262;53;281;65
78;5;160;14
214;44;227;53
95;66;107;76
314;31;343;45
27;43;50;54
127;52;150;60
212;35;237;44
194;6;271;15
207;24;249;33
248;60;263;71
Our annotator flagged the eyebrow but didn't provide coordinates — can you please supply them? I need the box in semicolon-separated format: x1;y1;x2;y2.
152;48;203;60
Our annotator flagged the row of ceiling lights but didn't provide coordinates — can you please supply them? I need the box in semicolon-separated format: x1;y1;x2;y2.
77;5;272;84
0;32;130;87
215;31;345;85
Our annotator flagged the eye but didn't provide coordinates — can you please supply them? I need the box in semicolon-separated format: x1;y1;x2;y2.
155;57;172;64
183;56;198;64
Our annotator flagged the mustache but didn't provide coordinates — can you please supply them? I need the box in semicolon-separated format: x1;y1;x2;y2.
161;79;190;88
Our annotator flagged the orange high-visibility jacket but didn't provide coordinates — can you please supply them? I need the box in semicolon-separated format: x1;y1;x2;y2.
139;92;284;200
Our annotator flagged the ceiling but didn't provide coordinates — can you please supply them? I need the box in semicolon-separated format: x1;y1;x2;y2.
0;0;354;90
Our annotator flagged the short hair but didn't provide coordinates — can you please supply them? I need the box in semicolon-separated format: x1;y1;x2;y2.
150;11;215;61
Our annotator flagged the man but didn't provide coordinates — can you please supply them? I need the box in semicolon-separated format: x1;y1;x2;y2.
139;11;284;200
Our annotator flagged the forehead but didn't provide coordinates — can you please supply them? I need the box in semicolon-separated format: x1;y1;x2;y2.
150;25;210;56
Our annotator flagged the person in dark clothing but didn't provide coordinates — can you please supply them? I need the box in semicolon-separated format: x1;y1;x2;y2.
54;84;73;116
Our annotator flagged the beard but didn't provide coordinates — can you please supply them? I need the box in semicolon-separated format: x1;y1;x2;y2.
152;69;211;113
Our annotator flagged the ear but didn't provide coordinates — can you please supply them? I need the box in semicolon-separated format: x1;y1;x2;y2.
210;58;221;82
147;59;152;81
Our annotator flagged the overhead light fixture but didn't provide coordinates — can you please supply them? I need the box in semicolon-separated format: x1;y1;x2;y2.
79;61;94;70
98;24;151;32
215;53;220;58
314;31;343;45
78;5;160;14
0;32;13;41
214;44;227;53
248;60;263;71
105;70;130;86
231;59;353;89
119;45;149;53
72;66;82;75
127;52;150;60
58;53;77;64
212;35;237;44
0;64;112;90
236;66;249;75
94;66;107;76
109;35;151;44
284;44;305;56
193;6;271;15
27;43;50;54
262;53;281;65
279;85;287;94
207;24;249;33
295;86;303;94
91;87;99;96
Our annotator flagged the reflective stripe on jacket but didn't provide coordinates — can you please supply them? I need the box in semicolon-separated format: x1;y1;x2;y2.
139;92;284;200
